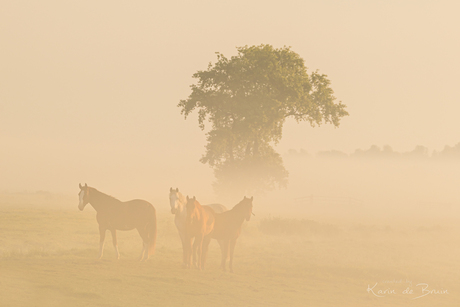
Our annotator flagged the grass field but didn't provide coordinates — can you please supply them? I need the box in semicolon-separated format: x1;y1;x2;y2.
0;194;458;306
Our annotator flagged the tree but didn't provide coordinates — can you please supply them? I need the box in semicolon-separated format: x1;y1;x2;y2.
179;44;348;196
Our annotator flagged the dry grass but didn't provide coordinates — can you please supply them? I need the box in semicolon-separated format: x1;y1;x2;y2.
0;196;459;306
259;216;339;236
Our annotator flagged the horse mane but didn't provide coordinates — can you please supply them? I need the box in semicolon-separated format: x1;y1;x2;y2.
231;198;251;212
192;198;203;209
186;198;204;215
89;187;122;205
196;199;203;208
177;191;187;206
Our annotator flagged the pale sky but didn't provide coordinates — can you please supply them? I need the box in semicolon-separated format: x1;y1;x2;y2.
1;1;460;198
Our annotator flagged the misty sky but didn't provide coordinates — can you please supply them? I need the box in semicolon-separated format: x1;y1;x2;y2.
1;1;460;196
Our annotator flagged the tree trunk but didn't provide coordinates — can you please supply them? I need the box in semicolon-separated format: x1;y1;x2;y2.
228;137;234;162
245;142;251;157
253;137;259;157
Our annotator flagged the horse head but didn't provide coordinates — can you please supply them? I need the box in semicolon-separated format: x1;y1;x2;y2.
241;196;254;221
78;183;90;211
185;196;199;222
169;187;181;214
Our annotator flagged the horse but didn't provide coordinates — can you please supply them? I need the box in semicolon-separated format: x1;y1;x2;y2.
183;195;216;270
78;183;157;261
202;196;254;272
169;187;227;267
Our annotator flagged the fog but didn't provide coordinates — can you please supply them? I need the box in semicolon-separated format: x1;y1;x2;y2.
1;1;460;306
274;149;460;219
2;1;460;199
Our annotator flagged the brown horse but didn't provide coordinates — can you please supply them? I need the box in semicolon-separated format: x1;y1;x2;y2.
78;183;157;260
184;196;215;270
169;188;227;267
202;196;254;272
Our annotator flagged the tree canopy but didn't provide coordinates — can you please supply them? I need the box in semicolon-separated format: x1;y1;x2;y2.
179;44;348;196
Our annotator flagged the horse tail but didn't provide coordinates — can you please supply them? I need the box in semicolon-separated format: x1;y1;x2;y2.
147;205;157;257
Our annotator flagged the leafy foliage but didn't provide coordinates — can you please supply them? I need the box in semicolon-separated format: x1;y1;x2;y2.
179;45;348;195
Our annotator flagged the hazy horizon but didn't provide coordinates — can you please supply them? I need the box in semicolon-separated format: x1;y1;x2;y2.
2;0;460;200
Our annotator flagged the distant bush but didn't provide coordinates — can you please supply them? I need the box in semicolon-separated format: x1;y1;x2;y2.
259;216;339;236
317;150;348;159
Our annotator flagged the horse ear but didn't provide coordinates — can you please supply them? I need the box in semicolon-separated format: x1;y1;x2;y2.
85;183;87;188
193;196;196;201
176;188;179;192
250;196;253;201
170;187;172;192
79;183;82;189
244;196;247;200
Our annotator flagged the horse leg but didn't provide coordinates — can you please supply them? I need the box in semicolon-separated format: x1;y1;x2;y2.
179;231;187;267
192;238;199;268
201;236;211;270
98;225;106;259
217;239;227;262
220;239;229;271
110;229;120;260
195;235;203;270
137;228;148;261
229;238;237;273
185;235;193;269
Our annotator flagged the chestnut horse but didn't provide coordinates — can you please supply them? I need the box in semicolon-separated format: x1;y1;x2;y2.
78;183;157;260
184;196;216;270
202;196;254;272
169;188;227;267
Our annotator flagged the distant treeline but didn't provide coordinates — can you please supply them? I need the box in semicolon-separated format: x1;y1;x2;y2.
288;143;460;159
